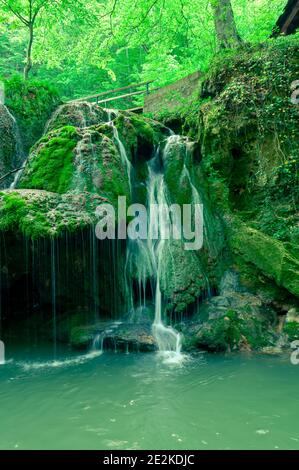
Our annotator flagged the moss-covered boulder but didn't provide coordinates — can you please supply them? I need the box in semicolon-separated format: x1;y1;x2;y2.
3;75;61;152
160;240;208;313
180;270;278;352
0;107;170;238
0;104;25;188
114;111;169;161
45;102;108;132
0;189;107;238
18;125;131;207
194;308;274;352
228;219;299;298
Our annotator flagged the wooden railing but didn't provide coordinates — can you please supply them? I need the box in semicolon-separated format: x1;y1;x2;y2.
69;80;155;110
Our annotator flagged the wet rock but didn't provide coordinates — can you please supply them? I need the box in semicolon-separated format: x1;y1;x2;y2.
45;102;108;132
70;318;156;352
182;271;278;352
0;104;25;188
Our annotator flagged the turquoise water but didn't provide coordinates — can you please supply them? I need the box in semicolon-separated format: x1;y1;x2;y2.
0;346;299;450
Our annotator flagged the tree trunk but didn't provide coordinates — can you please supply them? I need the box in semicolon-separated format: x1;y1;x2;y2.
24;23;34;80
212;0;243;50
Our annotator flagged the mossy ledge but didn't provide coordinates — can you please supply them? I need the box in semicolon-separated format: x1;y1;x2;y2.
0;190;108;238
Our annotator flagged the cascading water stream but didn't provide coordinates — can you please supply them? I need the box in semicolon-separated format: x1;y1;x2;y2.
146;141;183;362
106;110;133;193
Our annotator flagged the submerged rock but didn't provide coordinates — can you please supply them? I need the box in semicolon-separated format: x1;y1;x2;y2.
70;319;156;352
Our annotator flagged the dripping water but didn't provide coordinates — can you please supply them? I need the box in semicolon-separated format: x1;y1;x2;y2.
50;239;57;357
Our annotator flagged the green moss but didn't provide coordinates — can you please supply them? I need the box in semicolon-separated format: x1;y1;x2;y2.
283;322;299;342
19;126;79;193
0;190;106;238
145;90;202;138
160;240;207;314
0;192;27;230
229;219;299;298
3;74;61;152
115;112;167;160
196;308;271;352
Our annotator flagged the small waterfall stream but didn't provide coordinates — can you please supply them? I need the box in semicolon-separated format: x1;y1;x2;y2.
123;134;186;361
106;110;133;193
147;148;183;361
0;104;26;189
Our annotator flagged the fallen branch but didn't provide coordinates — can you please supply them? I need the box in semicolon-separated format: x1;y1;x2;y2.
0;166;25;184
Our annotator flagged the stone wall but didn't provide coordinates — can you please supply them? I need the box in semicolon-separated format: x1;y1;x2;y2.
144;71;201;113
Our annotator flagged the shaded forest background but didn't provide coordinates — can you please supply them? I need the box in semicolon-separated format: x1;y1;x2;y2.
0;0;290;100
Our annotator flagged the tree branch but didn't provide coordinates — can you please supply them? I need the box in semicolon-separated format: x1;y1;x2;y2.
133;0;160;30
0;0;30;26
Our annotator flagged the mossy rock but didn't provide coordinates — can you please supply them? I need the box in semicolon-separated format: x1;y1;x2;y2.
228;219;299;298
0;189;108;238
160;240;208;314
283;321;299;342
114;112;169;162
4;75;61;152
0;104;25;188
18;125;131;207
46;102;108;132
195;308;274;352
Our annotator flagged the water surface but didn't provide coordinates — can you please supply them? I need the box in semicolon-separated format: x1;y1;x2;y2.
0;346;298;450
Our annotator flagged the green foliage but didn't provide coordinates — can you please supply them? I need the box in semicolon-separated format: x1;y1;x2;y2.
3;75;61;151
0;0;287;100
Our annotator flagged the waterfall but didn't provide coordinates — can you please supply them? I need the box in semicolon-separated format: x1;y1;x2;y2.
146;142;183;362
106;111;133;193
123;135;185;362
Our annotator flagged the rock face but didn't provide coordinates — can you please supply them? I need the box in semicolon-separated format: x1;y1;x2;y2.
229;220;299;298
0;104;25;188
45;102;109;133
70;307;156;351
181;271;277;352
147;37;299;352
71;320;156;352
